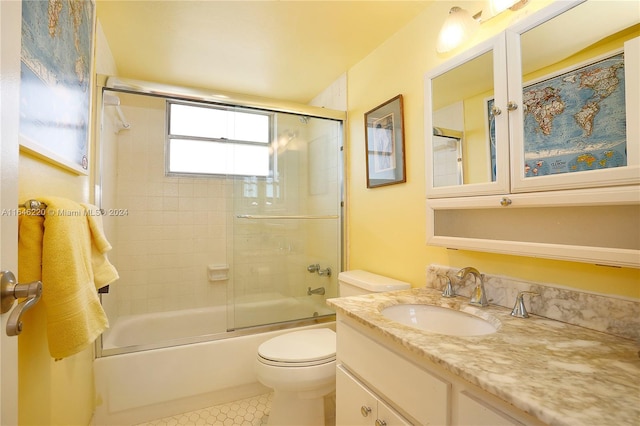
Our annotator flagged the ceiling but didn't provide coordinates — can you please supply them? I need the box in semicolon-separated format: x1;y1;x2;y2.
96;1;433;104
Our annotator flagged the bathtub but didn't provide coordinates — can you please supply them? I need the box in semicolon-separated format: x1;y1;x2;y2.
101;294;333;350
93;296;335;425
102;306;227;350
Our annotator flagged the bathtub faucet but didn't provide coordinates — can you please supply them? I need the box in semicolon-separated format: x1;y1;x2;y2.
307;286;326;296
307;264;332;277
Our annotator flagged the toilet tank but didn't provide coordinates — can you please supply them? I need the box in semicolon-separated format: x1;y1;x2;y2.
338;270;410;297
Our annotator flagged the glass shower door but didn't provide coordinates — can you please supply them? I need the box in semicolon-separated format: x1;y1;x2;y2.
230;113;342;330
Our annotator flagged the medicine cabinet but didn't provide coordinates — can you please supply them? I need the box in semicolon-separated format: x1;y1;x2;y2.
425;0;639;197
424;0;640;268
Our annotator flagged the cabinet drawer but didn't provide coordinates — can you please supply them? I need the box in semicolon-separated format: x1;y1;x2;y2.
457;391;523;426
337;320;450;425
337;366;411;426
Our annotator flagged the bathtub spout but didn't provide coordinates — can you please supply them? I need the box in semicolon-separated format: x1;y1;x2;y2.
307;287;326;296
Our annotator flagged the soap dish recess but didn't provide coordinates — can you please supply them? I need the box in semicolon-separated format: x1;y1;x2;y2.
208;264;229;281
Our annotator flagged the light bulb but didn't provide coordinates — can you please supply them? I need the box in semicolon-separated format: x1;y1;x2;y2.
436;7;480;54
490;0;519;16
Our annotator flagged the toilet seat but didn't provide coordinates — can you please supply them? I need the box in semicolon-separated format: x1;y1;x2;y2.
257;328;336;367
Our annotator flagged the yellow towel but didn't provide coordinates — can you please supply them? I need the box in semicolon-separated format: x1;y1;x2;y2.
18;214;44;285
19;196;118;359
81;203;119;289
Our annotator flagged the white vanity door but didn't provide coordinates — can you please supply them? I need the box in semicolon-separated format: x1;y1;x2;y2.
425;34;510;198
377;398;412;426
336;366;377;426
457;391;524;426
336;366;411;426
507;1;640;193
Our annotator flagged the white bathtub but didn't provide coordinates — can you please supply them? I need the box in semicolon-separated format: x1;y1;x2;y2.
93;297;334;425
102;306;227;349
102;294;333;350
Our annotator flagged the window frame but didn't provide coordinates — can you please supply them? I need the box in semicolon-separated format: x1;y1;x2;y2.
165;100;275;178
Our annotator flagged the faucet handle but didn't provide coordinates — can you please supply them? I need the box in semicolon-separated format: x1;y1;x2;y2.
510;291;539;318
438;274;456;298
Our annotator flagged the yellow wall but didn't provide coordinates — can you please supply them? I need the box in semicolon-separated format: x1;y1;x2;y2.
16;15;117;426
17;10;100;422
11;3;639;426
346;0;640;299
17;156;96;426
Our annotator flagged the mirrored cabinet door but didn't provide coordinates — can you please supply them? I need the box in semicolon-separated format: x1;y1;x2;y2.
425;35;510;198
507;0;640;193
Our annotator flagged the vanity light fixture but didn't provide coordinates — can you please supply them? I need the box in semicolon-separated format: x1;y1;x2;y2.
436;6;480;54
490;0;519;15
491;0;529;15
436;0;529;54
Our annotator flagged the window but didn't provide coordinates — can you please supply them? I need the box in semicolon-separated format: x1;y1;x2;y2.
167;102;272;176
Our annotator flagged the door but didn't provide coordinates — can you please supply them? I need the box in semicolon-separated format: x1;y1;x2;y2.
336;366;377;426
1;0;22;424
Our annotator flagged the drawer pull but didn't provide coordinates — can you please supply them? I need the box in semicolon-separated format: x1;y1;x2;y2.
361;405;372;417
375;420;387;426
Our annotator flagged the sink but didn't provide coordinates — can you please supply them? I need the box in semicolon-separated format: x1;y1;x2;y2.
380;304;498;336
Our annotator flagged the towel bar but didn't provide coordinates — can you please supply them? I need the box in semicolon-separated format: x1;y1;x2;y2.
18;199;48;214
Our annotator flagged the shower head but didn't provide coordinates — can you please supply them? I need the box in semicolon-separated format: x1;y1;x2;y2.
103;93;131;131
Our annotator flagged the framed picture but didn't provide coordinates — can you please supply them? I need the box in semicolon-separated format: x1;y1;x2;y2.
19;0;96;175
364;95;406;188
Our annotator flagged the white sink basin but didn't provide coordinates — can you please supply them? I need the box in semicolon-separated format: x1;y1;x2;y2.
381;304;498;336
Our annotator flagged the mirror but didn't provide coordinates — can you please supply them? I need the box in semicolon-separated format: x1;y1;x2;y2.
430;49;496;188
516;0;639;183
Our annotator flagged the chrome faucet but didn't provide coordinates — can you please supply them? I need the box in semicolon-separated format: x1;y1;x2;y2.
307;264;332;277
510;291;539;318
456;267;488;307
307;286;326;296
307;264;320;273
438;274;456;298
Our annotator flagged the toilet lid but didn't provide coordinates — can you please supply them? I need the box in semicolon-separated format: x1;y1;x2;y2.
258;329;336;365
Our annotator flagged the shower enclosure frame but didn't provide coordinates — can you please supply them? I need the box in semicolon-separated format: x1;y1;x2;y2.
93;75;346;357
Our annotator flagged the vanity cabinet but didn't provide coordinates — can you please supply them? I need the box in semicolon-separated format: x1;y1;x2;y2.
424;0;640;268
336;316;450;425
336;366;411;426
336;315;545;426
427;185;640;268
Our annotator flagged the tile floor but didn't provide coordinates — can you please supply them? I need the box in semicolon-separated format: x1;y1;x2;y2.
135;392;336;426
135;393;273;426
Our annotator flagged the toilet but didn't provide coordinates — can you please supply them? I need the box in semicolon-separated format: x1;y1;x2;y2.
255;270;410;425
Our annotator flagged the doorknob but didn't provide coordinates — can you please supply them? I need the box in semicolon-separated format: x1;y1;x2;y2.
1;270;43;336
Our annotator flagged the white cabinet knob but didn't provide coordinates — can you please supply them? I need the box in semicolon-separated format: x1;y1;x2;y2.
361;405;372;417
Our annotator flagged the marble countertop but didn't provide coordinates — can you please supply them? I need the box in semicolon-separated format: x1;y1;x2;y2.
327;288;640;426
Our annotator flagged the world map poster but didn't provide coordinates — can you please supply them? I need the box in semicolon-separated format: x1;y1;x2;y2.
522;53;626;177
20;0;94;172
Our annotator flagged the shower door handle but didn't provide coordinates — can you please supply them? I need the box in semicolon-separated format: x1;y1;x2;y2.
1;270;43;336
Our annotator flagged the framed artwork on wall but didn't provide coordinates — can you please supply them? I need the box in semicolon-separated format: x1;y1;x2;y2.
364;94;406;188
19;0;96;175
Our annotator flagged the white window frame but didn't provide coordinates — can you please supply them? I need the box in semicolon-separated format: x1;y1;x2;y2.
166;100;274;177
